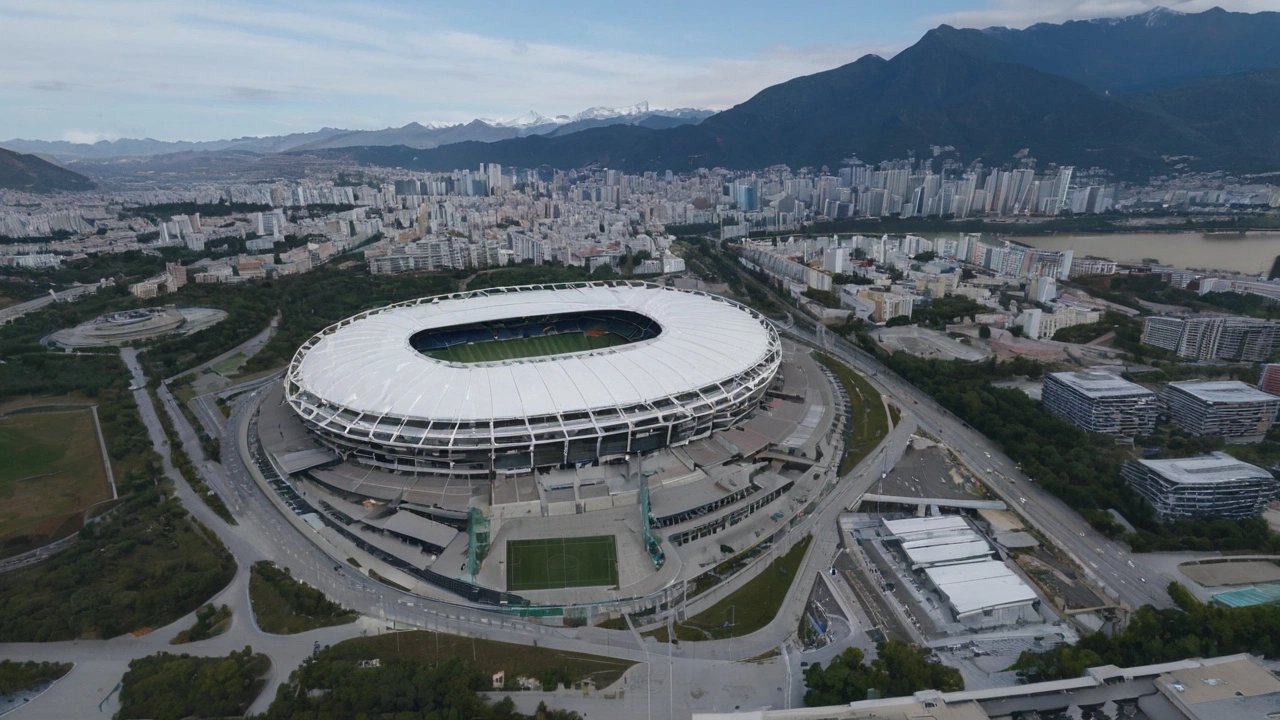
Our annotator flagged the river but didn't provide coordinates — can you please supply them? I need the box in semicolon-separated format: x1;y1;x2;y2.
1008;232;1280;275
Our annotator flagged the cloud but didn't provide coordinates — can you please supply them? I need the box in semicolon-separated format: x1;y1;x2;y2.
0;0;895;140
29;80;82;92
930;0;1276;29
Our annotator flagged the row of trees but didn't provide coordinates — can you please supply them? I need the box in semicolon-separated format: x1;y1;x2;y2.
0;660;72;694
1011;582;1280;682
257;655;581;719
803;642;963;706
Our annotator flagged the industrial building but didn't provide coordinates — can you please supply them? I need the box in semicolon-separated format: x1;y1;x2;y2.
1041;370;1156;437
1122;452;1279;520
880;516;1039;630
1161;380;1280;442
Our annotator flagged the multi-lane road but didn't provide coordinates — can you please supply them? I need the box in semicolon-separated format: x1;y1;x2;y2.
785;324;1173;611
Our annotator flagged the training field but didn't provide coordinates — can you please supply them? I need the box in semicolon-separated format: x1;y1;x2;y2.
427;331;627;363
0;408;112;556
506;536;619;591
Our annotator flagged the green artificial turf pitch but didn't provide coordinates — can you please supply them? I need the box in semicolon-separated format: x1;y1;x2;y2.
506;536;619;591
425;331;627;363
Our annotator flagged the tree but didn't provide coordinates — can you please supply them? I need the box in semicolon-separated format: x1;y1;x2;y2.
978;324;991;339
803;642;962;706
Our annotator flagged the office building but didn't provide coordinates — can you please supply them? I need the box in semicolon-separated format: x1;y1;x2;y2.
1042;371;1156;437
1122;452;1279;520
1161;380;1280;442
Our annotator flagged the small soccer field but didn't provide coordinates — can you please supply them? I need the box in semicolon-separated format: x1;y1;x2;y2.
427;331;627;363
506;536;619;592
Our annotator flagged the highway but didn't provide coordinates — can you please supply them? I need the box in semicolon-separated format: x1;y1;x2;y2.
784;324;1173;611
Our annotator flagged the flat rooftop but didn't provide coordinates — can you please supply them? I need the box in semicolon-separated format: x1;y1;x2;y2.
1156;655;1280;710
925;560;1039;615
1048;370;1154;398
1135;452;1273;485
1167;380;1280;405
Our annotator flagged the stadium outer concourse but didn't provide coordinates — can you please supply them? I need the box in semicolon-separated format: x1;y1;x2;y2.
284;281;782;478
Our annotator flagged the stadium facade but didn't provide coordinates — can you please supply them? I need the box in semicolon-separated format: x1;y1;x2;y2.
285;282;782;478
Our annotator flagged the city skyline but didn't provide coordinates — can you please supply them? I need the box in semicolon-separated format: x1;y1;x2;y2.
2;0;1267;144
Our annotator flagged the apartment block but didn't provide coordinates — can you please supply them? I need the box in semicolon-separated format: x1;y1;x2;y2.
1042;371;1156;437
1122;452;1279;520
1161;380;1280;442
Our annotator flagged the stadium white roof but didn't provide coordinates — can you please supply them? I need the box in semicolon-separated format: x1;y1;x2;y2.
925;560;1039;616
290;284;777;422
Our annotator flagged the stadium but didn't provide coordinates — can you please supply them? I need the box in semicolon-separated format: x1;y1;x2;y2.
256;280;841;608
284;282;782;477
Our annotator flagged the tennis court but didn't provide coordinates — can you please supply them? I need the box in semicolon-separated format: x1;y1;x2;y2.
506;535;619;591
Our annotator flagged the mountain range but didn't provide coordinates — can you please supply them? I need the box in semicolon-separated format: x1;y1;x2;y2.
5;7;1280;185
322;7;1280;179
0;148;95;193
0;103;714;160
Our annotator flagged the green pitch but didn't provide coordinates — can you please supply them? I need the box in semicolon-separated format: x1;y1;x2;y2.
506;536;619;591
426;331;628;363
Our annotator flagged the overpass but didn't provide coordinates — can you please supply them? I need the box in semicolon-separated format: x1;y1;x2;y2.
855;493;1008;512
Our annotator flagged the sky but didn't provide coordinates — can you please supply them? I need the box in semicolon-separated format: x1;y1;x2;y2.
1;0;1273;143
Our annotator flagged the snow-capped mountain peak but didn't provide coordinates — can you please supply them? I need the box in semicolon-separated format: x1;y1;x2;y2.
494;111;563;128
570;101;651;122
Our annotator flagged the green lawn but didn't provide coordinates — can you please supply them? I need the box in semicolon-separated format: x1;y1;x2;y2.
507;536;619;591
211;352;247;376
817;353;890;476
663;535;811;642
0;407;111;554
323;630;636;690
426;331;628;363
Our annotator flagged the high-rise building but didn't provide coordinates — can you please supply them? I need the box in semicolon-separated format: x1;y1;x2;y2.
1141;316;1280;362
1122;452;1279;520
1161;380;1280;442
1042;371;1157;437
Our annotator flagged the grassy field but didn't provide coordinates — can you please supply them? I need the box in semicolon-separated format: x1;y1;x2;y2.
816;353;890;476
657;536;811;643
507;536;619;591
211;352;246;376
426;331;627;363
0;407;111;554
323;630;636;689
